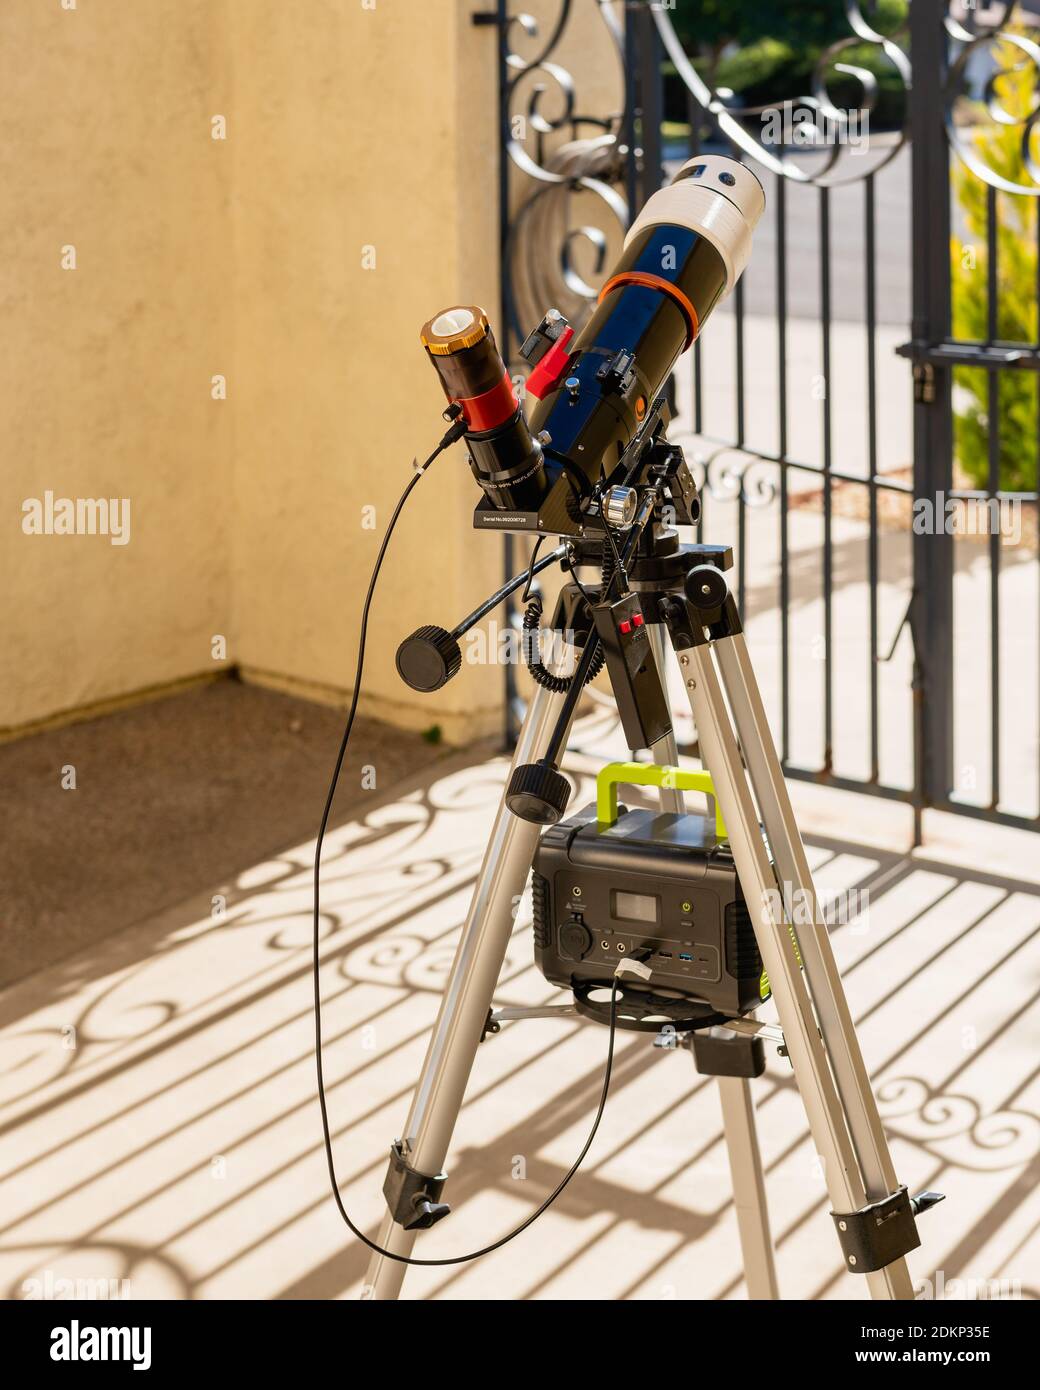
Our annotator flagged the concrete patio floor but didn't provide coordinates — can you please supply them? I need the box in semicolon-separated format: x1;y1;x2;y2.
1;702;1037;1301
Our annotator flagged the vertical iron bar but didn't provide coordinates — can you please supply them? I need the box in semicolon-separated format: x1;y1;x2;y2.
492;0;517;748
777;174;790;764
735;140;748;617
820;185;834;773
866;174;880;783
986;187;1001;808
635;3;664;205
688;74;703;436
735;242;746;449
908;0;955;830
693;335;703;434
738;487;747;615
622;5;639;219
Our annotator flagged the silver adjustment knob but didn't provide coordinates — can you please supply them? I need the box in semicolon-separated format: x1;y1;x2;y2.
603;485;638;528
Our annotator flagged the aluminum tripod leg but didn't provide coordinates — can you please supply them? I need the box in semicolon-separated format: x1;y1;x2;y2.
675;636;914;1300
363;681;566;1300
716;1073;779;1299
715;635;904;1204
650;624;778;1300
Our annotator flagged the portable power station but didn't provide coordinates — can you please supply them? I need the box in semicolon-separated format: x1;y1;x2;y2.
531;763;767;1030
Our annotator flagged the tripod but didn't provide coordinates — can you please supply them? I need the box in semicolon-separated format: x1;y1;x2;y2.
361;527;938;1301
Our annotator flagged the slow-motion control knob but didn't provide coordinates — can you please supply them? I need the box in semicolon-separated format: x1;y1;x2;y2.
603;485;638;528
396;624;462;692
685;564;729;613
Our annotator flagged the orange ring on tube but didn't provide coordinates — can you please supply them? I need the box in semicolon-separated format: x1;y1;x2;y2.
598;271;700;350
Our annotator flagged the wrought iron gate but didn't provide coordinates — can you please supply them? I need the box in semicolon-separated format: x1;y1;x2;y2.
481;0;1040;838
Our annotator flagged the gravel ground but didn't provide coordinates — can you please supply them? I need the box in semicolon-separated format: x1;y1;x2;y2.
0;678;456;988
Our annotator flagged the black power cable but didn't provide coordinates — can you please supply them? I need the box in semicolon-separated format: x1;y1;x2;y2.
313;427;621;1268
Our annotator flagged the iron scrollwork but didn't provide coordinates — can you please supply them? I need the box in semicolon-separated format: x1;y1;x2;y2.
498;1;914;369
652;0;911;188
945;1;1040;195
501;1;631;357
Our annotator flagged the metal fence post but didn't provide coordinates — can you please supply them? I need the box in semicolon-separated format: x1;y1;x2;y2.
633;1;665;206
907;0;955;826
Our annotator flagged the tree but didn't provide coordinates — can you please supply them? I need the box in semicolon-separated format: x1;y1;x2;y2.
663;0;908;129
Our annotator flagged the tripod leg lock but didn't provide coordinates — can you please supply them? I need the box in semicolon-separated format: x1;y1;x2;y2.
688;1027;766;1078
831;1185;934;1273
382;1142;451;1231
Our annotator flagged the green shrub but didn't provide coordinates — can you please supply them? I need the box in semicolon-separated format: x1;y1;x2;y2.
951;44;1038;491
662;1;909;130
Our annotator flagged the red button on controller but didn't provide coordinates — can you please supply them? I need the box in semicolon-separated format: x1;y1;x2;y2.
619;620;632;634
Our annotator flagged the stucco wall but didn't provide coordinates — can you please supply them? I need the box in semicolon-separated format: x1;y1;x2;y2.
1;0;234;733
224;0;502;739
1;0;503;743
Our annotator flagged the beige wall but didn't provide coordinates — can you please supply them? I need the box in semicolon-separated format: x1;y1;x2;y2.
1;0;504;743
1;0;234;732
224;0;502;739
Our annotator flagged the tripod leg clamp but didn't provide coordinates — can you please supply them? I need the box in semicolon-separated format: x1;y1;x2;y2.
688;1028;765;1078
830;1185;921;1273
382;1142;451;1231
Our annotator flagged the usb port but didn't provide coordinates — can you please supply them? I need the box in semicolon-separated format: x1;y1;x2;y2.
678;952;693;962
657;950;672;958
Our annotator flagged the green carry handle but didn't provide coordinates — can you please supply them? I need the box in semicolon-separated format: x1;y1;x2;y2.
595;761;786;1002
596;761;727;839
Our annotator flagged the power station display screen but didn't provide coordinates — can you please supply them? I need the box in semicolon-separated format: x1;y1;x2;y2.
612;889;659;924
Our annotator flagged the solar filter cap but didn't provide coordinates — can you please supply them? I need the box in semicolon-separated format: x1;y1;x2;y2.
420;306;490;356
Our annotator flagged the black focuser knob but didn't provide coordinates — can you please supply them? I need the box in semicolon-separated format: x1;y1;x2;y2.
685;564;729;613
505;760;572;824
396;625;462;692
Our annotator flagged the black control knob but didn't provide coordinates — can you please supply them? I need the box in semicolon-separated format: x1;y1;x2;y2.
404;1197;452;1231
559;919;593;961
506;761;572;824
396;625;462;692
685;564;728;612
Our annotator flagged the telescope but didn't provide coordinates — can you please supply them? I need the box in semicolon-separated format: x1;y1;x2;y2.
314;150;942;1301
420;154;764;536
402;154;768;823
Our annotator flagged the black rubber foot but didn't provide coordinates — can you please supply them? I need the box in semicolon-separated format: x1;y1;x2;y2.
506;762;571;823
396;625;462;692
685;564;729;612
